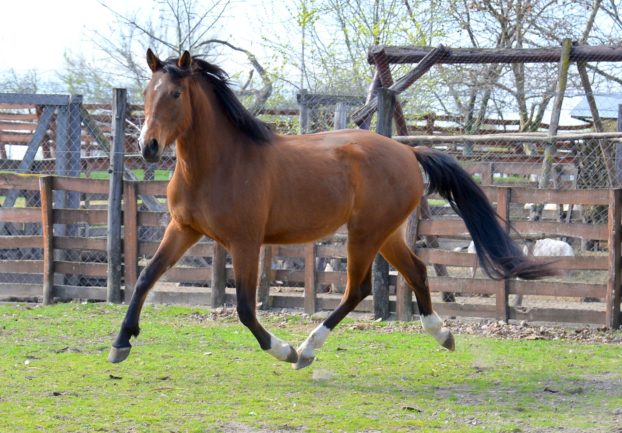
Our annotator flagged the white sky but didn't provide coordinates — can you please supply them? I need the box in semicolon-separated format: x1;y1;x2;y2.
0;0;274;81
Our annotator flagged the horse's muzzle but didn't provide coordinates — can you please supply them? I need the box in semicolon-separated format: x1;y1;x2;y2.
142;138;160;162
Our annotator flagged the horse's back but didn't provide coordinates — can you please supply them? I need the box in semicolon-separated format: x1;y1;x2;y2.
264;129;424;243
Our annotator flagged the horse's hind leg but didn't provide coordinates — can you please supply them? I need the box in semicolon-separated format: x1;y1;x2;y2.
229;242;298;364
293;237;377;370
109;222;201;363
380;230;455;351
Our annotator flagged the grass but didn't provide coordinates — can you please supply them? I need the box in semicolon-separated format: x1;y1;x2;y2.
0;303;621;433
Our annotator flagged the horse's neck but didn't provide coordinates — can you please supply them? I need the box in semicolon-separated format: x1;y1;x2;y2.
174;93;239;182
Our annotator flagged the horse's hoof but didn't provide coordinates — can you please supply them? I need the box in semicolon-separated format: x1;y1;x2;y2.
442;332;455;352
108;346;131;363
292;354;315;370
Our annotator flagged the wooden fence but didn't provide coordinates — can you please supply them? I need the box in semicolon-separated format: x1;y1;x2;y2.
1;171;620;328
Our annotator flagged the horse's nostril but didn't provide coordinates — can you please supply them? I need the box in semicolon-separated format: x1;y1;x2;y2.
142;138;160;162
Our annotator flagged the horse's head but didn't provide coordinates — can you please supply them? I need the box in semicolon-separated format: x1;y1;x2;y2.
139;49;194;162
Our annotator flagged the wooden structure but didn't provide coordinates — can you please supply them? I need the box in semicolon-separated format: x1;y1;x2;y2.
0;169;620;328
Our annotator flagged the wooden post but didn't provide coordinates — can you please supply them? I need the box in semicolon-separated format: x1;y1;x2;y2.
211;243;227;308
123;180;138;302
257;245;272;310
396;212;415;321
299;89;310;134
40;176;54;305
304;243;317;315
372;50;409;135
107;88;127;304
496;187;512;322
372;88;394;320
538;39;572;189
606;188;622;329
616;105;622;187
334;102;348;130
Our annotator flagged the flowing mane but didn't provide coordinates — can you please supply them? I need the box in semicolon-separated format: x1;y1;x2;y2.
162;56;273;144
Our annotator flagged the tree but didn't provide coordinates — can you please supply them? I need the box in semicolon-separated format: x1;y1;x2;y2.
61;0;272;109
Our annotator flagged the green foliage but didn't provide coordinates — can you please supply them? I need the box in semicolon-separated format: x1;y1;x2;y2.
1;304;620;432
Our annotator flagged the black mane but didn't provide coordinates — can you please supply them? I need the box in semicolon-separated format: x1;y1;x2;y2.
162;56;273;144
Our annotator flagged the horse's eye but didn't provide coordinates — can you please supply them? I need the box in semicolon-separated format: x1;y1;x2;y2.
173;90;182;99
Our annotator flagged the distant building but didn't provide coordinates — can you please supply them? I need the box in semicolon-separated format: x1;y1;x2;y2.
570;93;622;122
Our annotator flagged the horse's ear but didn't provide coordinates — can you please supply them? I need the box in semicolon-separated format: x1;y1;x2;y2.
146;48;163;72
177;50;192;70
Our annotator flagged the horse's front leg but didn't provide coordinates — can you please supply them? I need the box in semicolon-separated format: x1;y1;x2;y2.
108;221;201;363
230;242;298;364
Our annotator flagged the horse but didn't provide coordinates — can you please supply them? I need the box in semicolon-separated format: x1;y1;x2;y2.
108;49;554;369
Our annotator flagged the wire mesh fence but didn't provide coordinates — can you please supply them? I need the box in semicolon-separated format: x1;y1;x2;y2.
0;42;621;325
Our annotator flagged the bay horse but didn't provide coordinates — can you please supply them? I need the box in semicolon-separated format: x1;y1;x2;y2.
109;49;554;369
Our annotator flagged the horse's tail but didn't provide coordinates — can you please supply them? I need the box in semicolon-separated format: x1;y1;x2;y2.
412;146;555;280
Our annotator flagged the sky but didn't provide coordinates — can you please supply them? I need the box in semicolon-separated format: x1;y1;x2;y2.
0;0;272;83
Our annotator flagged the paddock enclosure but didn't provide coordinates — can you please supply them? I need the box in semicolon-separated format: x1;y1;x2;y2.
1;43;622;328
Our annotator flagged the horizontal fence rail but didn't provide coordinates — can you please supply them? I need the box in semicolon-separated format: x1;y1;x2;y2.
0;172;620;328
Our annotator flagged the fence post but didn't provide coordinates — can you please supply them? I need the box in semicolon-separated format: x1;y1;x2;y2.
299;89;310;134
372;88;394;320
616;105;622;187
40;176;54;305
211;243;227;308
123;180;138;302
496;187;512;322
334;102;348;130
107;88;127;304
304;243;318;315
257;245;272;310
606;188;621;329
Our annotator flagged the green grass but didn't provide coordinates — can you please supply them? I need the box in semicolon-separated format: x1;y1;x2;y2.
85;169;171;181
0;303;620;432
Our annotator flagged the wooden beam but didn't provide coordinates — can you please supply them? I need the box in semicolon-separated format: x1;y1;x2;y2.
369;44;622;65
40;176;54;305
606;188;622;328
107;89;126;304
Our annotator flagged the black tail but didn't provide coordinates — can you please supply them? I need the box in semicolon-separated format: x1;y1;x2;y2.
413;146;555;280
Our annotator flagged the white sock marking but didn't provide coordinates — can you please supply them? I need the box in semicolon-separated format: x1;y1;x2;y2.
266;334;292;361
298;324;330;359
421;312;450;346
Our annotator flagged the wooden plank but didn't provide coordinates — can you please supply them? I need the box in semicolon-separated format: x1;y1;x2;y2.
0;173;40;190
0;260;43;274
136;181;168;196
123;181;138;301
417;219;469;237
55;261;108;278
0;208;41;223
510;187;609;205
510;280;606;298
0;235;41;249
606;189;622;328
55;236;107;251
510;308;604;325
304;243;317;314
0;283;42;299
138;211;170;227
317;244;346;258
54;285;108;301
53;209;108;225
274;245;305;257
138;240;215;257
511;221;608;240
0;93;72;105
428;276;499;295
53;177;109;194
